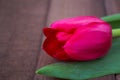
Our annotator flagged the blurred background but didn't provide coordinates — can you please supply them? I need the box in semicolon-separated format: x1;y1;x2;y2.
0;0;120;80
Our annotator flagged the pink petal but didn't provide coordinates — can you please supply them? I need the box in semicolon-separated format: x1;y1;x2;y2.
56;32;72;42
43;37;71;60
43;28;57;37
64;30;112;61
51;16;104;32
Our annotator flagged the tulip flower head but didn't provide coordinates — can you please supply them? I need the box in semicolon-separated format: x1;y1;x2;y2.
43;16;112;61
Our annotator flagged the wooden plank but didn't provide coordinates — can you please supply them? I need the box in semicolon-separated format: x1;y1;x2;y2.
47;0;106;25
92;75;115;80
105;0;120;15
105;0;120;80
117;75;120;80
0;0;50;80
34;0;115;80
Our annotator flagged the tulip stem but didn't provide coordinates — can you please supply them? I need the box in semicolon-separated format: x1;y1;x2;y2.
112;29;120;38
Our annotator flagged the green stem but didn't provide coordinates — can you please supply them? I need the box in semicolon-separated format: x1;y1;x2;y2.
112;29;120;38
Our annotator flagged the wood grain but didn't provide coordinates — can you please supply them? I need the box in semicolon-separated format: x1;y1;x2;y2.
0;0;50;80
34;0;115;80
105;0;120;15
105;0;120;80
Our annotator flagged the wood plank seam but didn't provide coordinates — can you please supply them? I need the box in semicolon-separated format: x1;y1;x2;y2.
32;0;52;80
102;0;107;16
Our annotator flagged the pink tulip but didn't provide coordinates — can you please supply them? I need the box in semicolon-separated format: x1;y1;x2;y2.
43;16;112;61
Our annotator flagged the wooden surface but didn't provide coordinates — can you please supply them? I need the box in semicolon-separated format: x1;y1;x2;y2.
0;0;120;80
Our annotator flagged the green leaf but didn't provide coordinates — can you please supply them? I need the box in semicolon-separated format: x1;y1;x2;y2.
102;14;120;29
36;38;120;80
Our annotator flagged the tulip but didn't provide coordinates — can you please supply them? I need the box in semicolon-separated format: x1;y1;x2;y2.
43;16;112;61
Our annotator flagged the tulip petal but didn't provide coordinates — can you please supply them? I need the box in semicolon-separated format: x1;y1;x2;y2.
43;37;71;60
43;28;57;37
43;38;59;56
43;16;112;61
51;16;105;32
87;22;112;34
53;48;72;60
64;31;111;61
56;32;72;42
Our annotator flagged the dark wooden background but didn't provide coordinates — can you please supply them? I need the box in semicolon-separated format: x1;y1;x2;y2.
0;0;120;80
